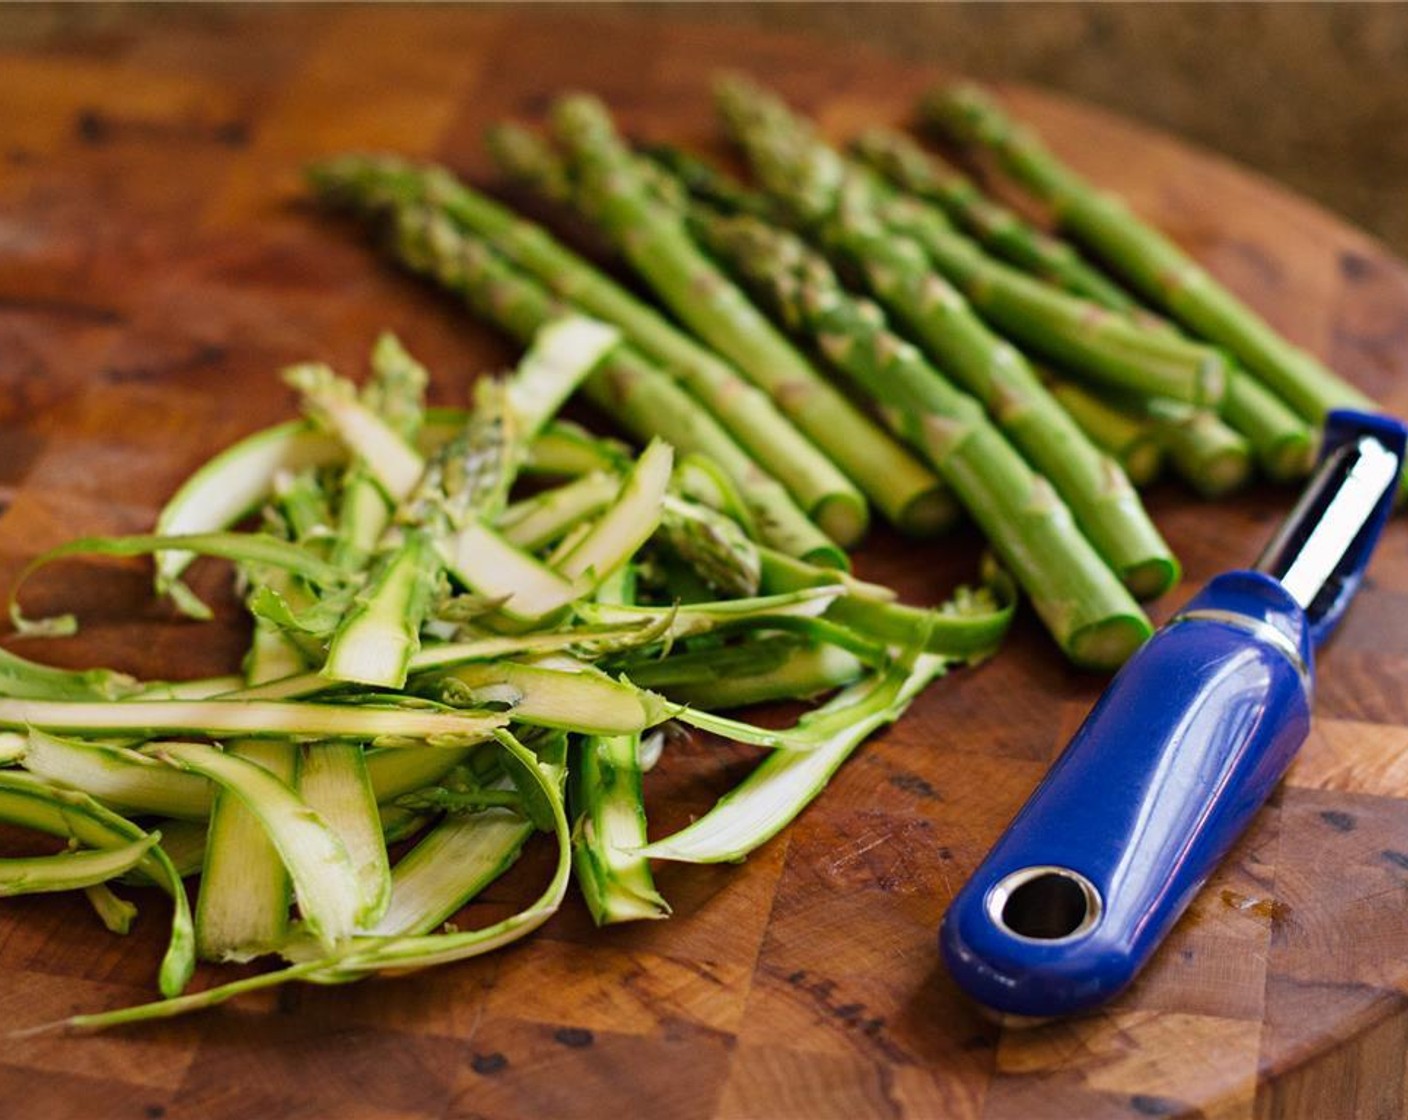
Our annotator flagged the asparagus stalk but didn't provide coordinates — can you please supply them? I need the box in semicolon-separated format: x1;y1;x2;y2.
839;122;1284;498
1047;377;1251;497
1218;367;1316;482
922;85;1377;426
875;191;1227;409
545;94;950;536
692;213;1149;667
639;142;782;222
309;156;878;547
1148;401;1254;498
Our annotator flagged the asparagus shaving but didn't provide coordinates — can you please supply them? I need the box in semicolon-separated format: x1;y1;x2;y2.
0;732;25;764
11;531;348;633
321;529;440;688
0;648;142;702
84;883;139;934
195;741;297;962
299;743;392;926
0;697;507;745
0;771;194;996
555;438;673;583
498;471;620;551
370;790;534;936
229;621;663;701
156;741;365;951
0;834;160;896
573;730;670;924
148;411;596;590
427;659;675;736
570;565;668;925
507;315;622;440
624;636;865;709
641;651;948;862
22;729;214;819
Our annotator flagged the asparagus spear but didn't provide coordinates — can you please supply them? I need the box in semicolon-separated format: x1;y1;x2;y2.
638;142;783;222
694;212;1149;668
1214;362;1316;481
709;81;1176;600
545;94;950;536
923;85;1376;427
308;156;878;547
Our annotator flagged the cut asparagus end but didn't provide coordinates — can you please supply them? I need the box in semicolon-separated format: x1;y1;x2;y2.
1123;441;1165;489
809;492;869;549
1067;615;1152;672
1189;446;1254;499
1121;556;1181;603
795;539;848;570
1260;431;1317;484
895;485;963;539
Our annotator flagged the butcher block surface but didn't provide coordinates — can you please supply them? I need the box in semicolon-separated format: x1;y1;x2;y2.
3;7;1408;1119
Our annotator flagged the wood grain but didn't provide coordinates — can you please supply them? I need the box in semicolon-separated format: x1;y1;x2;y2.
2;8;1407;1118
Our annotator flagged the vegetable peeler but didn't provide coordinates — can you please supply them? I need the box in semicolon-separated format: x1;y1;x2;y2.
941;409;1407;1021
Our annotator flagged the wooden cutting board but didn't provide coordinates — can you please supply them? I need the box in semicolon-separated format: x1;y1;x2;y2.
3;8;1408;1119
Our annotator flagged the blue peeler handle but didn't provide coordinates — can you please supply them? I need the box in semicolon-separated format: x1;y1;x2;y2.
940;571;1311;1018
941;410;1406;1020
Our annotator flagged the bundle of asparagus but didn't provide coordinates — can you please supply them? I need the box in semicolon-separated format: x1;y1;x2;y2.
306;73;1369;671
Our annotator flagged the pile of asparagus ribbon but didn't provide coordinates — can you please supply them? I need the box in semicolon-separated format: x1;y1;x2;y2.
0;77;1374;1030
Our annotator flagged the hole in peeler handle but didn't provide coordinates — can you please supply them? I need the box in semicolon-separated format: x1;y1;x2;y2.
987;866;1103;942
